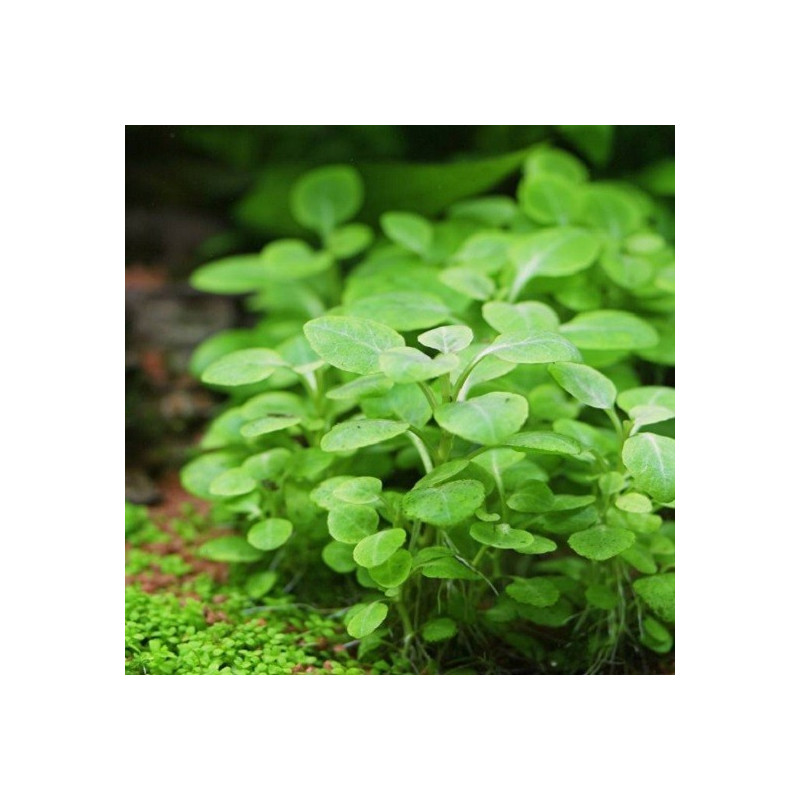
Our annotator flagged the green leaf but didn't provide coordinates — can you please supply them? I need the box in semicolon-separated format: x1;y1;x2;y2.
413;459;470;488
507;481;555;513
304;316;404;374
379;347;459;384
362;383;433;428
508;227;600;299
353;529;407;568
369;550;413;588
290;165;364;235
325;223;374;259
482;301;559;334
435;392;529;445
332;476;382;505
469;522;534;550
581;184;643;237
524;147;588;183
585;584;617;610
247;518;293;551
345;291;454;332
421;617;458;642
209;468;257;497
452;230;512;273
197;536;263;564
483;330;581;365
601;250;655;290
504;431;582;455
506;577;560;607
518;175;581;225
321;418;410;453
402;480;485;527
560;310;659;350
633;573;675;623
616;492;653;513
617;386;675;414
548;362;617;409
380;211;434;256
620;545;658;574
321;541;357;573
242;449;292;481
201;348;285;387
449;196;518;226
326;373;394;401
180;452;240;501
346;602;389;639
514;535;558;555
418;325;474;354
190;254;268;294
439;267;495;300
622;433;675;503
245;570;278;599
628;405;676;430
568;526;636;561
420;555;482;581
260;239;333;281
327;505;380;544
240;415;302;438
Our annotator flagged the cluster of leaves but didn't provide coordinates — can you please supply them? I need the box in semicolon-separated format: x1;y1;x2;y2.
181;148;675;671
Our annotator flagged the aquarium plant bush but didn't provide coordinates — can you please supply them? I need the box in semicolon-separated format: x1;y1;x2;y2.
180;147;675;672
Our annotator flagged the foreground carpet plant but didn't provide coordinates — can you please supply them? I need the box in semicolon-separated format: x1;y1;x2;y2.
179;148;675;673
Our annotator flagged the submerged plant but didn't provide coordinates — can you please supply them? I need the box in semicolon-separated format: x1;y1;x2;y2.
181;147;675;672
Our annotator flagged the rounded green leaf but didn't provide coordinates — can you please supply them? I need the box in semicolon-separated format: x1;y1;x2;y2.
449;196;518;227
513;534;558;555
418;325;474;354
180;452;240;500
585;584;618;610
190;254;268;294
518;174;581;225
326;373;394;401
260;239;333;281
402;480;485;527
568;525;636;561
327;505;379;544
325;223;374;259
616;492;653;514
240;415;302;438
321;418;410;453
245;570;278;599
353;528;407;568
560;310;659;350
247;518;293;551
469;522;534;550
201;348;285;387
600;251;655;289
421;617;458;642
548;362;617;409
321;541;357;573
209;468;257;497
622;433;675;503
507;481;555;513
439;267;495;300
420;555;482;581
304;316;404;375
379;347;459;384
197;536;263;564
290;165;364;235
633;573;675;623
508;227;600;299
380;211;433;256
524;148;588;183
346;292;453;332
413;459;470;488
362;383;432;428
581;184;644;238
628;405;676;429
617;386;675;414
242;448;292;481
506;577;560;607
332;476;382;505
346;601;389;639
369;550;413;588
484;330;582;364
435;392;529;445
482;301;559;334
504;431;582;455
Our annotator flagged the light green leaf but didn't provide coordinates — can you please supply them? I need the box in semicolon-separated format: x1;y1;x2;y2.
560;310;659;350
346;602;389;638
513;535;558;555
321;541;357;573
508;227;600;299
379;347;459;384
601;250;655;289
290;165;364;235
421;617;458;642
418;325;474;354
260;239;333;281
380;211;434;256
622;433;675;503
332;476;382;505
247;518;293;551
439;267;495;300
518;175;581;225
617;386;675;414
321;418;410;453
506;577;560;607
452;230;513;273
369;550;413;588
581;184;643;237
242;449;292;481
628;405;675;430
504;431;582;455
469;522;534;550
245;570;278;599
620;545;658;574
201;348;285;387
633;573;675;623
483;330;582;365
327;505;380;544
197;536;263;564
586;584;618;610
240;415;302;438
209;468;257;497
420;555;482;581
190;254;268;294
325;223;374;259
482;301;559;334
353;529;407;568
309;476;354;510
304;316;404;374
449;196;518;226
413;459;470;488
524;147;588;183
568;525;636;561
402;480;485;527
362;383;433;428
548;362;617;409
326;373;394;401
180;452;240;501
507;481;555;513
345;291;454;332
435;392;529;445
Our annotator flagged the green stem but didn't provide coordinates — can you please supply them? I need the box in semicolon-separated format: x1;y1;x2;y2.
407;432;434;474
419;382;438;413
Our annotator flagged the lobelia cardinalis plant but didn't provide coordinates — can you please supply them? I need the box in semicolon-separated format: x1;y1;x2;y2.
180;148;675;673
